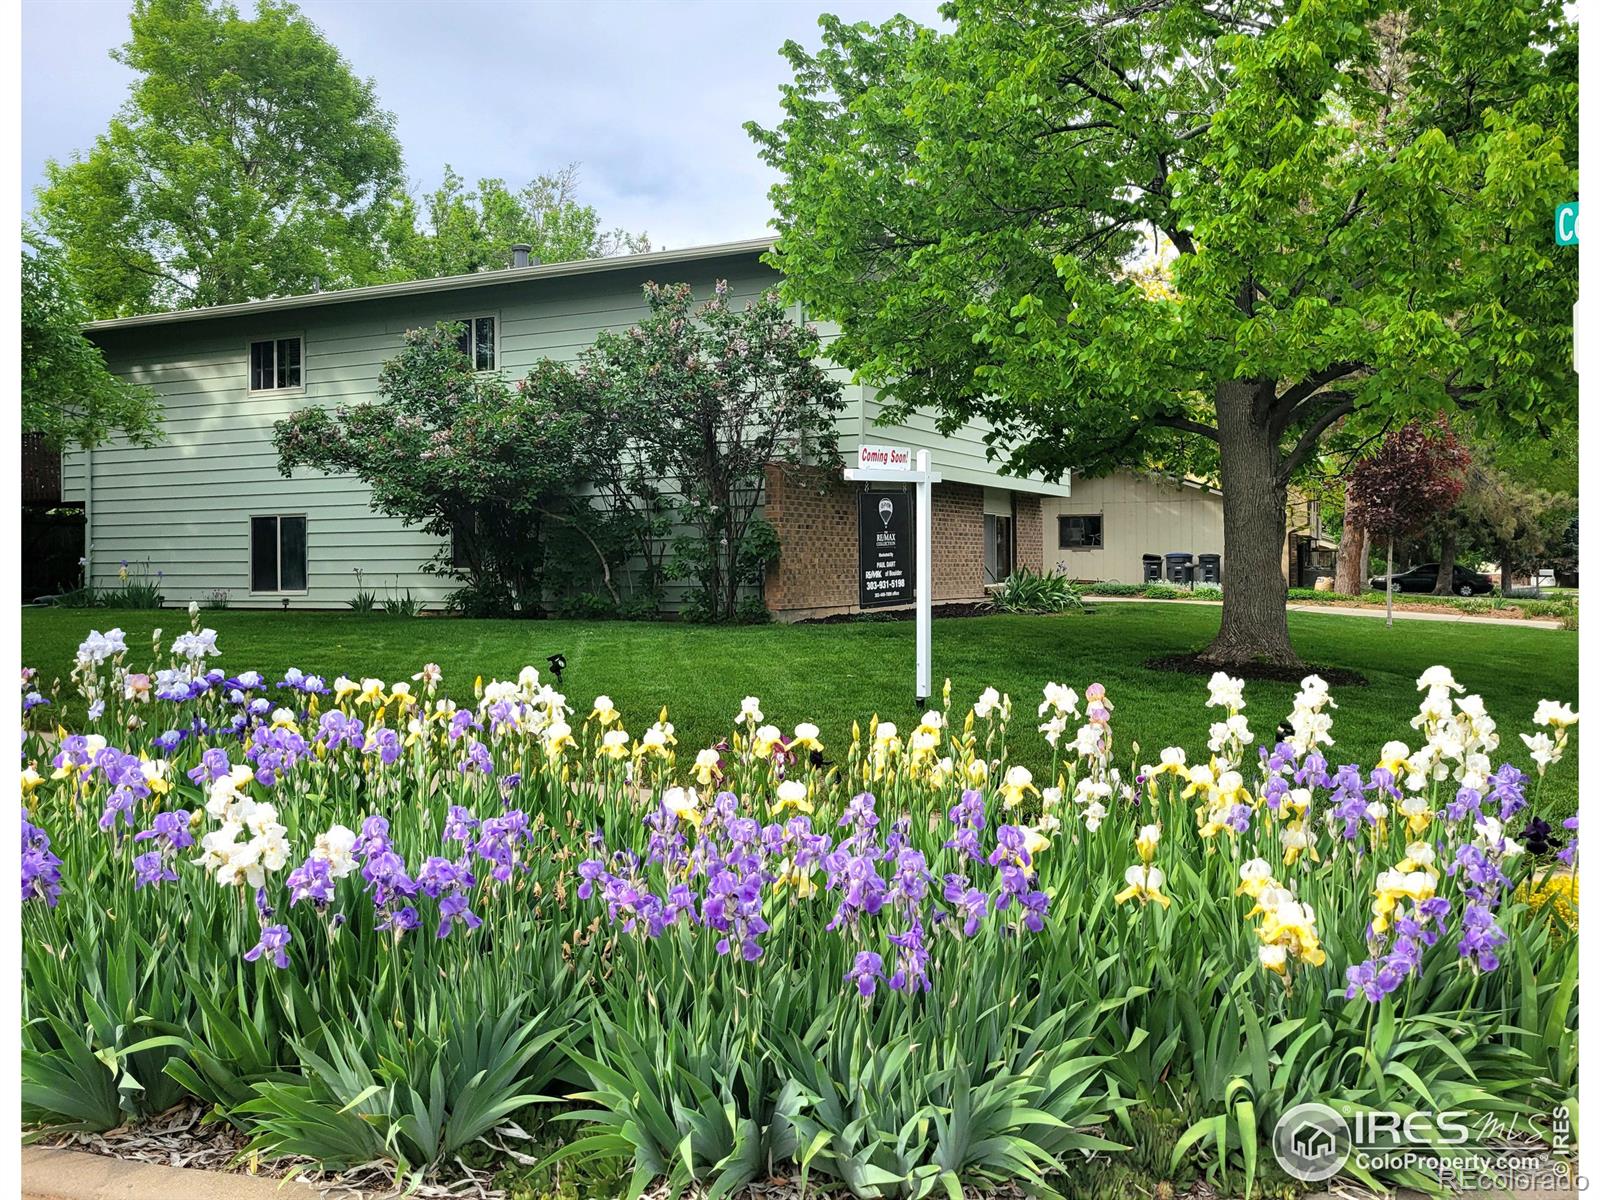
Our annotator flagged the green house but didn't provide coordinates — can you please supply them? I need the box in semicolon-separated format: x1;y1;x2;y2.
71;238;1073;619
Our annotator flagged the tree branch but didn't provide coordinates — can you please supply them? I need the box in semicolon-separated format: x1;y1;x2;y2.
1271;362;1366;430
1276;394;1356;484
1152;414;1220;441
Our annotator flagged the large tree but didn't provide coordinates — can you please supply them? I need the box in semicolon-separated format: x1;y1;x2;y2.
750;0;1577;667
22;239;162;451
378;164;651;280
34;0;404;317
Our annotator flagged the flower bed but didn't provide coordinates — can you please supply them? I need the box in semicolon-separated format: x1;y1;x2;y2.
20;608;1580;1197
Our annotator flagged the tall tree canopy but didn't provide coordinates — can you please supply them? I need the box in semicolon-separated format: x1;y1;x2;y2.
21;239;162;451
378;164;651;280
34;0;404;317
751;0;1577;667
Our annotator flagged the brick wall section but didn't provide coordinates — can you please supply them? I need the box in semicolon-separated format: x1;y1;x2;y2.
762;465;859;614
765;465;1035;620
1014;496;1043;572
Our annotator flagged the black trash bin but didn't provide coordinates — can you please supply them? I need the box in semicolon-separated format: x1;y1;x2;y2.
1164;551;1195;585
1142;554;1163;583
1197;553;1222;585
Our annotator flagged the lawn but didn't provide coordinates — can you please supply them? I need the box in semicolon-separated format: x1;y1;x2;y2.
22;601;1579;816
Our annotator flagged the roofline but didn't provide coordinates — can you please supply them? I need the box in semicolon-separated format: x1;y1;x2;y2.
83;236;778;333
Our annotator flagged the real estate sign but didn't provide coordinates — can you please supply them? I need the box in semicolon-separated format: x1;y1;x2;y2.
858;443;913;471
859;490;914;607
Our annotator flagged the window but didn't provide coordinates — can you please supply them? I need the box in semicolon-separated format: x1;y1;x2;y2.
251;515;307;592
1058;514;1104;549
249;337;302;391
453;316;497;371
450;517;474;570
984;513;1014;583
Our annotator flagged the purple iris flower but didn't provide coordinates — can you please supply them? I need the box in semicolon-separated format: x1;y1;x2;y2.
244;924;292;969
846;951;885;997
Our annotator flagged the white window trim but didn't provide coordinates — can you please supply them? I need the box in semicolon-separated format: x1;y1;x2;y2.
246;333;307;395
447;311;500;373
248;513;310;595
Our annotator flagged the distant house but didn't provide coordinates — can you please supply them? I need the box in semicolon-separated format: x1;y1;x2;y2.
1043;472;1332;588
68;237;1324;617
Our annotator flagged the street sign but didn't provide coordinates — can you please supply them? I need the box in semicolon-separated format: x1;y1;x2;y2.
1555;201;1579;246
857;443;912;471
858;490;914;608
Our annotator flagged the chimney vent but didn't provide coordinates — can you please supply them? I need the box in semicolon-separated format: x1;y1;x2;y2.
510;243;532;269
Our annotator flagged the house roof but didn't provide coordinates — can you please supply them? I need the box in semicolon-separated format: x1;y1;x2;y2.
84;236;778;333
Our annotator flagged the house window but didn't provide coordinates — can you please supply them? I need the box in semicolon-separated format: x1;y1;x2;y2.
453;316;497;371
984;513;1014;583
1058;514;1104;549
249;337;302;391
251;515;307;592
450;518;473;570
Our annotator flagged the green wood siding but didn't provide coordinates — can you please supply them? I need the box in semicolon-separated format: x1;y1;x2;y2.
66;248;1066;609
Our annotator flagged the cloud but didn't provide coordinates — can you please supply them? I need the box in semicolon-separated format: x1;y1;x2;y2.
22;0;946;249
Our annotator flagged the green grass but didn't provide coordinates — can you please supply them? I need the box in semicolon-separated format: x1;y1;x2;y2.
22;602;1578;816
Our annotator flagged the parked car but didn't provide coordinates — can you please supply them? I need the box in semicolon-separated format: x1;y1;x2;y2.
1369;563;1494;597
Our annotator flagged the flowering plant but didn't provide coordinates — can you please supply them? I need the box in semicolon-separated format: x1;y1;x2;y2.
19;614;1579;1195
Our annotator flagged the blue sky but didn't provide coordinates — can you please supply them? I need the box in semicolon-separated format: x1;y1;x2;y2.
22;0;945;249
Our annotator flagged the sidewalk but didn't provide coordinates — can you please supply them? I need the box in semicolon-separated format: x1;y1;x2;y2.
21;1147;338;1200
1087;594;1565;630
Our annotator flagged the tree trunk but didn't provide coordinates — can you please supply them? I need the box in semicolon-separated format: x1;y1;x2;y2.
1334;516;1366;595
1432;528;1458;595
1197;381;1302;669
1385;536;1395;627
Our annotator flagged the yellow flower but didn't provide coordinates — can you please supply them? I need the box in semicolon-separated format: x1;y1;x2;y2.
1257;898;1326;967
692;747;722;786
771;859;817;898
791;722;823;752
1115;864;1171;909
21;766;43;796
1516;875;1577;930
1280;822;1318;867
1258;943;1289;975
773;779;813;815
661;786;700;825
333;676;359;704
1398;795;1433;837
1236;857;1274;898
356;678;386;706
139;758;171;796
599;729;631;760
590;696;620;726
1022;826;1051;859
1135;823;1161;864
544;721;575;760
998;765;1036;809
1377;740;1411;777
1142;747;1188;785
752;724;784;757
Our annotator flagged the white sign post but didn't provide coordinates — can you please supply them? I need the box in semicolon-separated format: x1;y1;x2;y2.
845;445;941;704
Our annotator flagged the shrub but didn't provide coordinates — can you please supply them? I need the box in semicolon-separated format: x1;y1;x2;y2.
1082;581;1147;596
988;568;1086;613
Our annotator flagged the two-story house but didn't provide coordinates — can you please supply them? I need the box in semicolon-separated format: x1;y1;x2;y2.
69;237;1083;619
